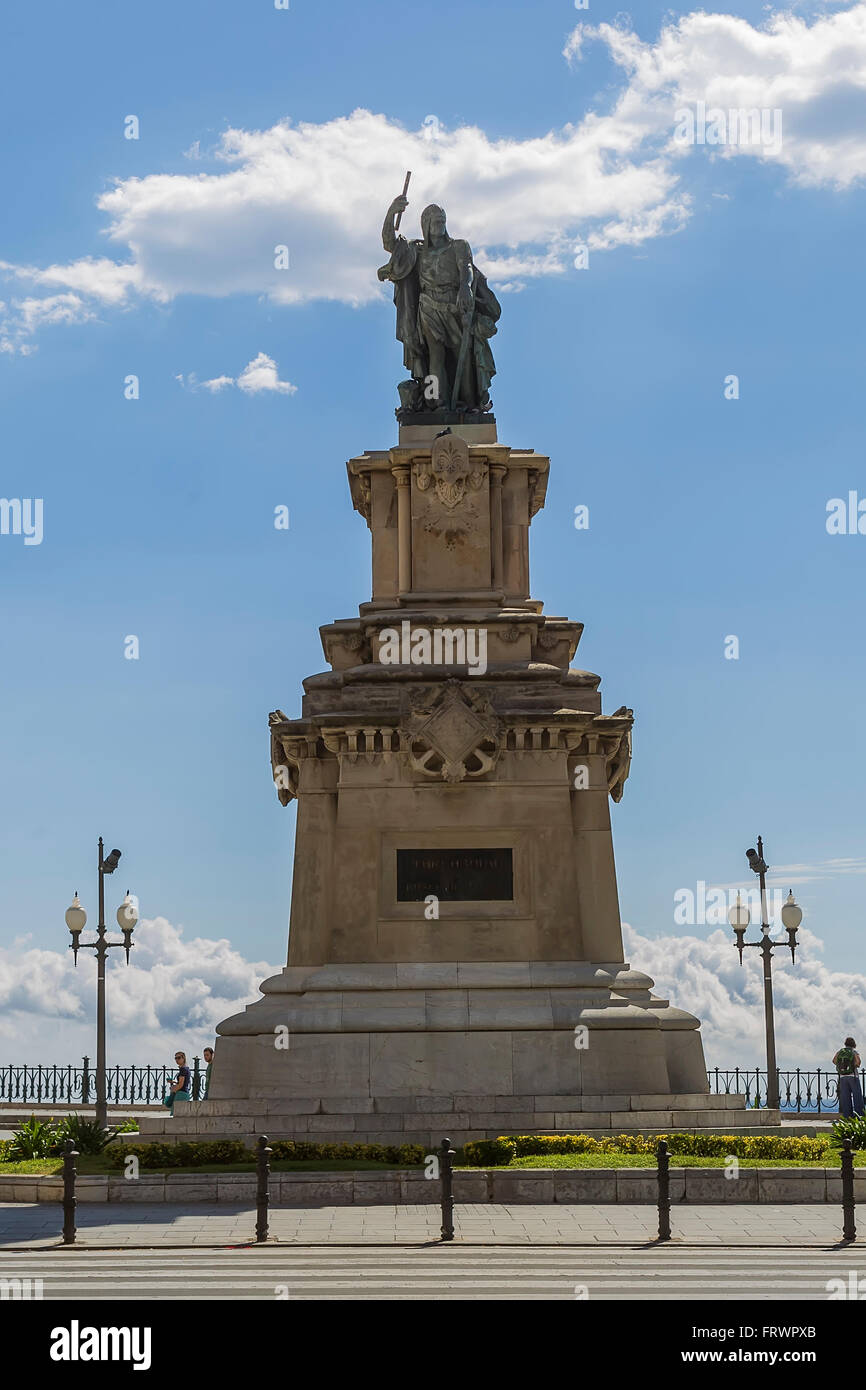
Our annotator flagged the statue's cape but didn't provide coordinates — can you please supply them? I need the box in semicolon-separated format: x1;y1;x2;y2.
378;236;501;378
378;237;424;375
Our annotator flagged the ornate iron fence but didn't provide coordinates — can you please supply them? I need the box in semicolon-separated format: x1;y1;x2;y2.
0;1060;854;1112
707;1067;856;1112
0;1057;205;1106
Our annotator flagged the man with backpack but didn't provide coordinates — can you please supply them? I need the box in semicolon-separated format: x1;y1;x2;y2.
833;1037;864;1118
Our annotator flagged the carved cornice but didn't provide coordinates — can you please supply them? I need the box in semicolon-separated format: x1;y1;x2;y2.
267;704;633;802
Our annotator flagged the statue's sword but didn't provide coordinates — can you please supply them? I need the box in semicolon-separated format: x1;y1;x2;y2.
449;270;478;412
394;170;411;230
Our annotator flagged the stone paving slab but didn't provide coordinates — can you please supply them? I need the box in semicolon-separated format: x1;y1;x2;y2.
0;1201;857;1248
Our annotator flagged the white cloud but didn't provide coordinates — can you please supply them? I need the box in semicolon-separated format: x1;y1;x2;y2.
2;5;865;346
0;917;279;1066
1;913;860;1085
568;5;866;188
13;294;94;334
236;351;296;394
624;920;866;1073
0;257;141;305
178;353;296;395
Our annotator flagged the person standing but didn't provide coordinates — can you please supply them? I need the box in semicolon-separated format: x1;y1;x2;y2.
202;1046;214;1100
162;1051;192;1116
833;1037;864;1118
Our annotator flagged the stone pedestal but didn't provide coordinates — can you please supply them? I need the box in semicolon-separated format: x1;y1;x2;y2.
136;427;755;1144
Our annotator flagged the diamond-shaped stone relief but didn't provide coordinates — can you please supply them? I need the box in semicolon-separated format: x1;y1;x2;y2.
404;680;502;783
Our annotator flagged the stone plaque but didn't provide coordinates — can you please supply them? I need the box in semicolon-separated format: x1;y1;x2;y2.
396;848;513;902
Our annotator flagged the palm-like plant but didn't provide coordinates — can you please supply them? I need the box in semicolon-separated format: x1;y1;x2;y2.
831;1115;866;1150
8;1116;59;1159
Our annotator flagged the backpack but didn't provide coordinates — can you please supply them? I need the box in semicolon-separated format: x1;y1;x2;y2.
837;1047;857;1076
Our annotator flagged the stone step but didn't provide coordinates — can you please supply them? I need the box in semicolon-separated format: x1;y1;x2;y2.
130;1108;784;1146
199;1091;751;1115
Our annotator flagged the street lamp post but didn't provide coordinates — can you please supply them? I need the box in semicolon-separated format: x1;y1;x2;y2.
727;834;802;1112
65;837;139;1129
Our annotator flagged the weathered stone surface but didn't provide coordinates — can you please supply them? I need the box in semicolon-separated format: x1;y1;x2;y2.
684;1169;760;1203
552;1171;617;1203
756;1169;828;1203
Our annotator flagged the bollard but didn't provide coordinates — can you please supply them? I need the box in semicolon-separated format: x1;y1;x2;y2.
657;1139;671;1242
255;1135;272;1243
62;1139;78;1246
841;1137;857;1243
439;1136;456;1242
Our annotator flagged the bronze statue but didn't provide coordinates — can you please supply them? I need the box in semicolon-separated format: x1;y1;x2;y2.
378;190;500;418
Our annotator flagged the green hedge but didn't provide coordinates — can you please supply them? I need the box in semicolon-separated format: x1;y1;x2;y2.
268;1141;425;1165
105;1141;248;1169
462;1132;832;1165
104;1139;426;1169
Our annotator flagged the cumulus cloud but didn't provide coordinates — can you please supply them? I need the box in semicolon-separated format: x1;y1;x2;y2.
0;917;279;1066
624;921;866;1074
567;5;866;188
236;351;297;394
0;257;141;305
2;5;866;344
2;911;861;1080
177;352;296;395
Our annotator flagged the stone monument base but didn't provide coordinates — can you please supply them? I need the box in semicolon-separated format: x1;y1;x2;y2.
131;960;776;1144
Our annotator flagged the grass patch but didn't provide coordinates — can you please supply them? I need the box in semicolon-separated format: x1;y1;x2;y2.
0;1157;418;1177
459;1152;866;1170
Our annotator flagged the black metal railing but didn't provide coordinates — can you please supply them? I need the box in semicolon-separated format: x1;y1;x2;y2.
0;1059;853;1113
707;1066;856;1112
0;1057;204;1106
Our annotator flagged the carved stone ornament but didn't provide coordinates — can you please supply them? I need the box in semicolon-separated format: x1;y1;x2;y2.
269;710;301;806
323;629;371;666
404;679;502;783
414;433;486;510
605;712;633;804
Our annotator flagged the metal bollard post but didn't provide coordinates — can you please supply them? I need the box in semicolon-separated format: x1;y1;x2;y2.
657;1139;671;1242
841;1137;857;1243
255;1135;272;1243
62;1139;78;1246
439;1136;456;1242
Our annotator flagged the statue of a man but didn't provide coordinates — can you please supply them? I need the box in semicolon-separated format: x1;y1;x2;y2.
378;193;501;415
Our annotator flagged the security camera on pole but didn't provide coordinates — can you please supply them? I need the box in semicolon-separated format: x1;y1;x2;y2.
727;834;803;1111
64;838;139;1129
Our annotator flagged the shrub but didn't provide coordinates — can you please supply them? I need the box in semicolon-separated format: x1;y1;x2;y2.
463;1138;516;1166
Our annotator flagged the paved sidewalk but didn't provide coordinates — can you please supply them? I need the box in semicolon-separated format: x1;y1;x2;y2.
0;1201;855;1247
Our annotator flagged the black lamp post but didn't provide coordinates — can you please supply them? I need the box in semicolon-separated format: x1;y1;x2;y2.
728;834;802;1111
65;837;139;1129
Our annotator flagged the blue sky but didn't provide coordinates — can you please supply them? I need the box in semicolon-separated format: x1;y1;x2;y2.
1;0;865;1067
